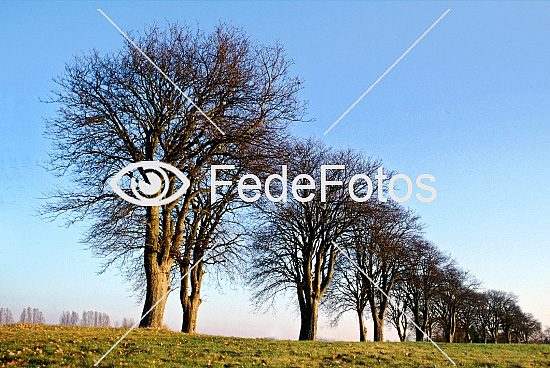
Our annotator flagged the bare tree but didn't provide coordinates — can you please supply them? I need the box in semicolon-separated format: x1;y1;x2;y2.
59;310;82;326
483;289;517;343
456;290;485;343
248;139;378;340
59;311;70;326
121;318;135;328
402;240;448;342
323;245;371;341
386;281;410;342
177;173;247;333
516;312;541;343
79;311;111;327
350;202;422;342
324;202;423;342
471;289;540;344
472;292;490;343
44;23;304;328
432;263;478;343
0;308;14;325
542;326;550;343
70;311;80;326
499;296;521;343
19;307;45;325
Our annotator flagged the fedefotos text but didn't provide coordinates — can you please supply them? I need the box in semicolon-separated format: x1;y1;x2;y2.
211;165;436;204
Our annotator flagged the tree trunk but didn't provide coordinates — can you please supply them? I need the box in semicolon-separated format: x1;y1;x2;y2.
373;315;384;342
393;310;406;342
180;260;204;333
140;206;173;328
181;293;201;333
445;330;454;343
504;329;511;344
397;325;406;342
413;303;427;342
139;251;172;327
491;329;498;343
445;326;455;343
299;297;319;340
464;329;471;343
415;318;425;341
358;310;367;342
445;313;456;343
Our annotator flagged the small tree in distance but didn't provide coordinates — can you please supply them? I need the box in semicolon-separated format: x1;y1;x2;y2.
80;311;110;327
0;308;14;325
121;318;135;328
19;307;45;325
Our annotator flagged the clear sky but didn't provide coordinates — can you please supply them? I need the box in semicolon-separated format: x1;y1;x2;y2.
1;1;549;341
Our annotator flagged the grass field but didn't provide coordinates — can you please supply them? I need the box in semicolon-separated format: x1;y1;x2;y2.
1;325;549;367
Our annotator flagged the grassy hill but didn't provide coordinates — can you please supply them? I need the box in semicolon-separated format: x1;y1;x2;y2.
1;325;549;367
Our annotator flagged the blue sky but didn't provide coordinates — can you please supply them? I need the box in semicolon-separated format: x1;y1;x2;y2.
1;1;549;341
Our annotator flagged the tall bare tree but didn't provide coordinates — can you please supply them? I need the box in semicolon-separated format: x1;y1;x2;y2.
482;289;519;343
80;311;111;327
59;310;81;326
432;262;478;343
402;240;448;341
44;23;304;328
386;281;410;342
323;202;422;342
177;163;249;333
248;139;378;340
345;202;422;342
323;245;372;342
516;313;541;343
456;290;485;343
499;295;522;343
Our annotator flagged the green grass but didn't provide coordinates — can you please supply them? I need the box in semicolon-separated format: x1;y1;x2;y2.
1;325;549;367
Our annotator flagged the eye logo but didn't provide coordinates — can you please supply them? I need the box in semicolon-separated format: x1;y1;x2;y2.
110;161;190;206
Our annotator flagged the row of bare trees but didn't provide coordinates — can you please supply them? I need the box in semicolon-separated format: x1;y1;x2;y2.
386;257;543;344
245;140;544;343
0;307;46;325
1;307;137;329
43;20;545;343
57;310;136;328
453;290;542;344
19;307;45;325
59;310;111;327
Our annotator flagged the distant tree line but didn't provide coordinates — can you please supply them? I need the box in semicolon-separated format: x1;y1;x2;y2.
59;310;110;327
43;20;548;344
20;307;46;325
0;308;14;324
58;310;137;328
323;225;544;343
0;307;45;325
0;307;142;330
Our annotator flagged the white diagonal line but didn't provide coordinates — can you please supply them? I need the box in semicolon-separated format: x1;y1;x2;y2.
331;240;456;366
97;8;226;136
324;9;450;135
93;252;208;366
